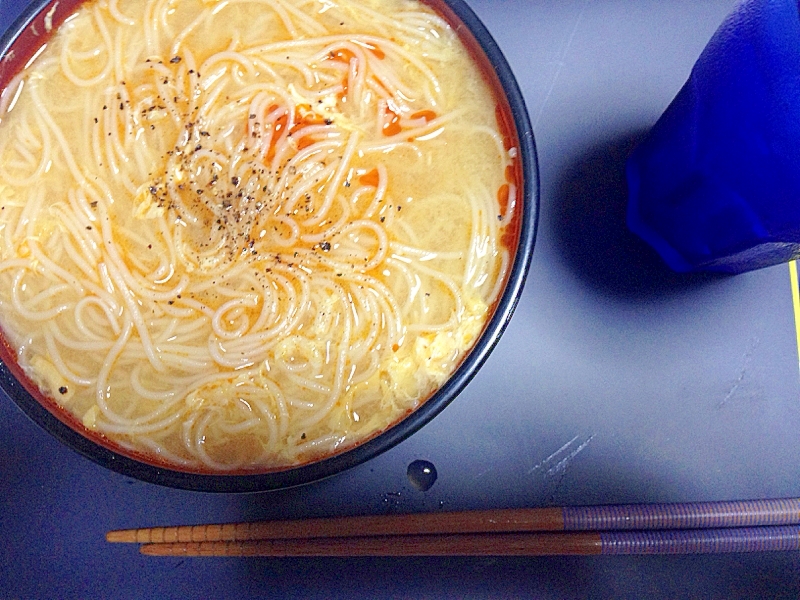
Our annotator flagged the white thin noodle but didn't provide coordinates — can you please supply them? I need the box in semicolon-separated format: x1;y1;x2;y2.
0;0;518;471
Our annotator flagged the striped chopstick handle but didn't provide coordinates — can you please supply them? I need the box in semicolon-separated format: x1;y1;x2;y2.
563;498;800;531
600;526;800;555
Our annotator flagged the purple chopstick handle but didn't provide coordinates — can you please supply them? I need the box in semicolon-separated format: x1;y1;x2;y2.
562;498;800;531
599;526;800;555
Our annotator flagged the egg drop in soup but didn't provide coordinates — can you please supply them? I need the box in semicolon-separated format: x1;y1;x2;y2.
0;0;520;471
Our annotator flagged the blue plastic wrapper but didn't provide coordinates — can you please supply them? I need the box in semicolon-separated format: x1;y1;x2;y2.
626;0;800;273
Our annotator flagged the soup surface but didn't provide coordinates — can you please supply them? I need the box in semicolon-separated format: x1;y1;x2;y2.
0;0;518;471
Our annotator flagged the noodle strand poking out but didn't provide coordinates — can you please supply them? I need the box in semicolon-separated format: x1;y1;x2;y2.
0;0;519;471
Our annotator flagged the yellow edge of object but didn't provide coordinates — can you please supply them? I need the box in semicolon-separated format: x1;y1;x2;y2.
789;261;800;367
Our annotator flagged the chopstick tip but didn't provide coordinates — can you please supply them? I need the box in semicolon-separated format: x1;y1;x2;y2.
139;544;167;556
106;529;140;543
140;543;197;556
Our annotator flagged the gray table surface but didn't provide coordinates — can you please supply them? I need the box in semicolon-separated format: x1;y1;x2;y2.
3;0;800;597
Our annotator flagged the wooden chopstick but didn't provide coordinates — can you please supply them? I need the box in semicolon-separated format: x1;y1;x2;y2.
107;497;800;545
136;526;800;557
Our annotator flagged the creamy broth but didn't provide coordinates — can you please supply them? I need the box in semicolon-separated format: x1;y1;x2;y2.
0;0;518;471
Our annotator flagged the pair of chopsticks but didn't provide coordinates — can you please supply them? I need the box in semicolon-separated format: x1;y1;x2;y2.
106;497;800;557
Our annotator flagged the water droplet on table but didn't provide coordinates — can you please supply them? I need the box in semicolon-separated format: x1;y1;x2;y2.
407;459;437;491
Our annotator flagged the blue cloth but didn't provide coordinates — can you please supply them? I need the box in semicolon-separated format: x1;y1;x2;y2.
627;0;800;273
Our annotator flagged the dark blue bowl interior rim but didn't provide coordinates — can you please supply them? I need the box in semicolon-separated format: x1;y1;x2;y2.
0;0;540;493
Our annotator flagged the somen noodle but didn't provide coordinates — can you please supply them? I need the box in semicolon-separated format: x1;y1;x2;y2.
0;0;520;471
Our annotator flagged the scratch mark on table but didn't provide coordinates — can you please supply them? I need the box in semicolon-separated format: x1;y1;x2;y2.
546;434;595;476
472;466;492;481
533;0;589;129
529;435;579;474
717;337;759;409
528;433;595;476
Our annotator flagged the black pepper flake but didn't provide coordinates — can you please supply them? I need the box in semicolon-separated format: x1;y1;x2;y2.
380;216;385;222
497;214;503;221
301;433;306;439
320;241;331;251
397;205;402;211
249;114;256;119
86;226;92;230
170;56;182;63
231;176;240;186
119;102;124;110
58;386;68;395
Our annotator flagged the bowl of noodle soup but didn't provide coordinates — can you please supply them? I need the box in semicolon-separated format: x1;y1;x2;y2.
0;0;537;491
